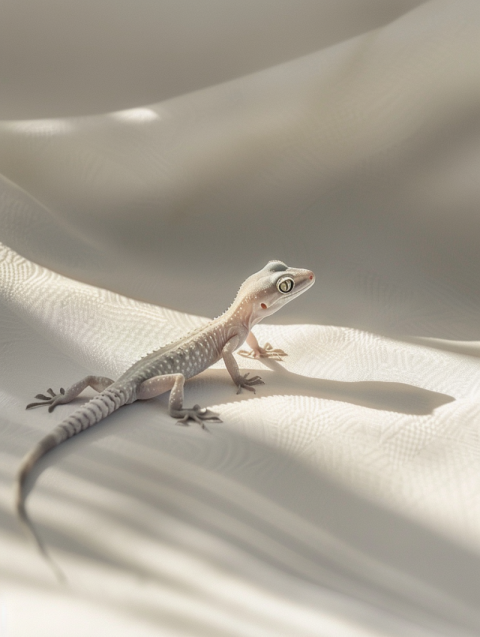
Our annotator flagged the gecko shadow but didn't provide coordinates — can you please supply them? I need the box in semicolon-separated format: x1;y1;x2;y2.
10;352;474;636
199;358;454;416
14;354;452;586
17;357;452;519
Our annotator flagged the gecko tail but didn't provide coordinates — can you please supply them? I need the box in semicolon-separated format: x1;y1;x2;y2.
16;385;131;583
15;436;68;584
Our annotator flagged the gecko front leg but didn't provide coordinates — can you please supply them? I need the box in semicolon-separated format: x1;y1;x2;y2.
237;331;287;361
222;337;265;394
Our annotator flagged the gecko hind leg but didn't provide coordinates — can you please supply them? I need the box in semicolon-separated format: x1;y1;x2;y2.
137;373;222;429
26;375;114;412
174;404;222;430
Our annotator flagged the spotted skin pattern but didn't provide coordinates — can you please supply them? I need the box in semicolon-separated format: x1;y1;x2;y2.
15;261;315;579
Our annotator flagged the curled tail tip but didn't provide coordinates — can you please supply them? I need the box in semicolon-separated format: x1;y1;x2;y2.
15;446;67;585
15;468;28;522
15;482;68;585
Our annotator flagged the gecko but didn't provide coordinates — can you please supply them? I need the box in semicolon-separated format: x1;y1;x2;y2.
15;260;315;579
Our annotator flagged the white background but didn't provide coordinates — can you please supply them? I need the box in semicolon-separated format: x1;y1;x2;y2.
2;1;480;635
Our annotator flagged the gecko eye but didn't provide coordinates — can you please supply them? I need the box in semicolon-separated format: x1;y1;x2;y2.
276;277;295;294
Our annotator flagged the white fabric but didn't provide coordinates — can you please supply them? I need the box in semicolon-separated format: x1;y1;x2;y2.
2;1;480;635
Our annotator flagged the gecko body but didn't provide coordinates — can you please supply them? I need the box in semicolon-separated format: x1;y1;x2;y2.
15;260;314;578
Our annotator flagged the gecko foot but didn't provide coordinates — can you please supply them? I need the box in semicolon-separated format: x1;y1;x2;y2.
26;387;66;412
238;342;287;361
236;373;265;394
172;404;222;430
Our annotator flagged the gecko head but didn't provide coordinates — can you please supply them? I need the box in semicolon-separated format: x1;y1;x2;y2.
237;260;315;325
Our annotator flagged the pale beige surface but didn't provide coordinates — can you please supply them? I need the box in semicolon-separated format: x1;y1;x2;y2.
2;1;480;635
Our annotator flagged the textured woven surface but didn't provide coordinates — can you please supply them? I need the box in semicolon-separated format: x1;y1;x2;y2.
2;1;480;635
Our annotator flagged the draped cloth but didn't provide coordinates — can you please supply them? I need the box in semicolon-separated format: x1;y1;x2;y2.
2;1;480;634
